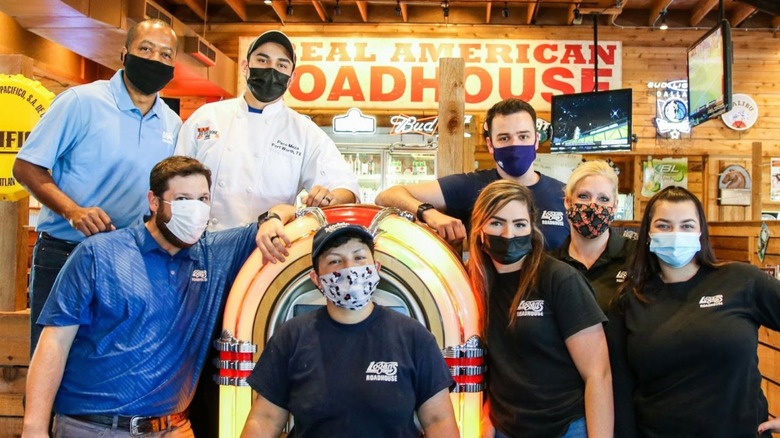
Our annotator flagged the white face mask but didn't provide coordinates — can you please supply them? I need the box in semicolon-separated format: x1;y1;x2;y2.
318;265;380;310
649;232;701;268
164;200;210;244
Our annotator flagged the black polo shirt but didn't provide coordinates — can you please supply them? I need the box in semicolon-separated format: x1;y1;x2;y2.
551;230;637;312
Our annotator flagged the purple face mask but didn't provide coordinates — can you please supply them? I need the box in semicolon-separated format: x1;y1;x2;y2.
493;144;536;177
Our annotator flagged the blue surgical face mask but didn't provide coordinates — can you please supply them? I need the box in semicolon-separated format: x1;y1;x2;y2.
649;232;701;268
492;144;536;177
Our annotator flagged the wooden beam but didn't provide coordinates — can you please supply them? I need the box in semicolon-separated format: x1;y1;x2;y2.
690;0;718;27
752;142;762;220
438;58;466;177
567;3;576;25
181;0;207;21
729;3;755;28
774;15;780;29
485;2;492;23
223;0;248;21
312;0;329;22
269;1;289;24
526;0;538;25
647;0;668;26
356;1;369;22
401;2;408;22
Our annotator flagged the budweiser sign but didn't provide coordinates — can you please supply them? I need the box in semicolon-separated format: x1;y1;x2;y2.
390;115;438;136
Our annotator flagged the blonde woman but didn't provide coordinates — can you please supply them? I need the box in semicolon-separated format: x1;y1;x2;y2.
469;180;613;438
551;160;636;311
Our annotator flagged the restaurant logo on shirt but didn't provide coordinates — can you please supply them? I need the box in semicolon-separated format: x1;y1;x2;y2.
365;361;398;382
191;269;208;282
540;210;565;227
698;295;723;308
162;131;174;145
615;271;628;283
196;126;219;141
516;300;544;317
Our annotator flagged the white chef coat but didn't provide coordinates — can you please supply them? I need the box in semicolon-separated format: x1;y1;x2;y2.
175;96;359;230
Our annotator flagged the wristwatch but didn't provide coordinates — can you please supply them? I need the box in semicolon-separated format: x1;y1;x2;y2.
257;211;281;226
416;203;435;223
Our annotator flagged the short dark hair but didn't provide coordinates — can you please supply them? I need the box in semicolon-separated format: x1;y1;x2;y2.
483;98;537;139
125;18;177;51
312;230;375;273
149;156;212;197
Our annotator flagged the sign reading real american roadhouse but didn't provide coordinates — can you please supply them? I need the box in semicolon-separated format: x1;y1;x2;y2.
238;37;623;111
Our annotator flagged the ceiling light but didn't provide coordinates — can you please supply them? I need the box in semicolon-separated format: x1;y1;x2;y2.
264;0;272;4
443;6;449;17
659;10;668;30
502;2;509;18
286;0;293;15
335;0;341;15
395;0;402;16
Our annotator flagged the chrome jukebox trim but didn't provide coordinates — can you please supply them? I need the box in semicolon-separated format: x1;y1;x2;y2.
213;376;251;387
442;335;485;358
213;330;257;353
213;359;256;371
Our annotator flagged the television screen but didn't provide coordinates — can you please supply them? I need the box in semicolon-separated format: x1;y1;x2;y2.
687;19;732;127
550;88;633;154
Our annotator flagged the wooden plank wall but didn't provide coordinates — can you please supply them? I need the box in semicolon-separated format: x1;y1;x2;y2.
710;221;780;428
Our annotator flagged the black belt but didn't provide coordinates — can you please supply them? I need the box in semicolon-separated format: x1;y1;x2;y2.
69;410;188;436
39;232;80;247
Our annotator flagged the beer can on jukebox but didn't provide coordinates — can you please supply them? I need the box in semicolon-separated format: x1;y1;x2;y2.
213;205;484;437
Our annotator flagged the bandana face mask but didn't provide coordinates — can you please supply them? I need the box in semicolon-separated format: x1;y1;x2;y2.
567;202;615;239
318;264;380;310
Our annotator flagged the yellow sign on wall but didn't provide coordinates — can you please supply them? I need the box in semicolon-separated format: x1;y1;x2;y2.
0;74;55;201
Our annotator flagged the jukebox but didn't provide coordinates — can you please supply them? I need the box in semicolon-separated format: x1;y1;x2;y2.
214;205;484;437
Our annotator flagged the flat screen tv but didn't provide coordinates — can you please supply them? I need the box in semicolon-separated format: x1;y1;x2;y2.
550;88;633;154
687;19;733;127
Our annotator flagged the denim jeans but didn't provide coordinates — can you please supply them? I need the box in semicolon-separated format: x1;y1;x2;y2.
495;417;587;438
54;414;194;438
29;233;78;355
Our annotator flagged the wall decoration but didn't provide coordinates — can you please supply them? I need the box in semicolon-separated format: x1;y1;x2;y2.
721;93;758;131
650;80;691;140
641;157;688;197
718;164;751;206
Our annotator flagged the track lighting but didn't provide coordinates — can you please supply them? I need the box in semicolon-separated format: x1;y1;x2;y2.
442;0;449;18
286;0;293;15
395;0;402;16
502;2;509;18
572;5;582;24
334;0;341;15
264;0;272;4
659;10;668;30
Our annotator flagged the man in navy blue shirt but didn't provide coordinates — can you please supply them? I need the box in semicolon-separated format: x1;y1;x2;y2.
375;98;569;250
23;156;263;438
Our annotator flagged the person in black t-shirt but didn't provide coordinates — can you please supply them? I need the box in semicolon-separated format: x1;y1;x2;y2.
612;186;780;438
551;160;637;438
241;222;458;438
375;98;569;250
468;179;612;438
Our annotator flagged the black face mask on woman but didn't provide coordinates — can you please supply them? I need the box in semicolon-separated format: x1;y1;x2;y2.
123;54;174;95
246;67;291;103
482;234;533;265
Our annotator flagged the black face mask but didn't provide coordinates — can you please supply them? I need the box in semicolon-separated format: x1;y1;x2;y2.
123;54;174;95
247;67;290;103
482;234;533;265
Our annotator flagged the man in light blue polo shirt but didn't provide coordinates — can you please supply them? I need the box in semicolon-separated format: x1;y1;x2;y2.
13;18;181;355
23;156;265;438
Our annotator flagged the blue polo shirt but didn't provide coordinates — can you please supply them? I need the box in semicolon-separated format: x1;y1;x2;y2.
38;223;258;416
16;70;181;242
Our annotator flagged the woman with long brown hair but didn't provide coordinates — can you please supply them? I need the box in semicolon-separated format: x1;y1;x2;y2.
611;186;780;437
469;179;613;438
